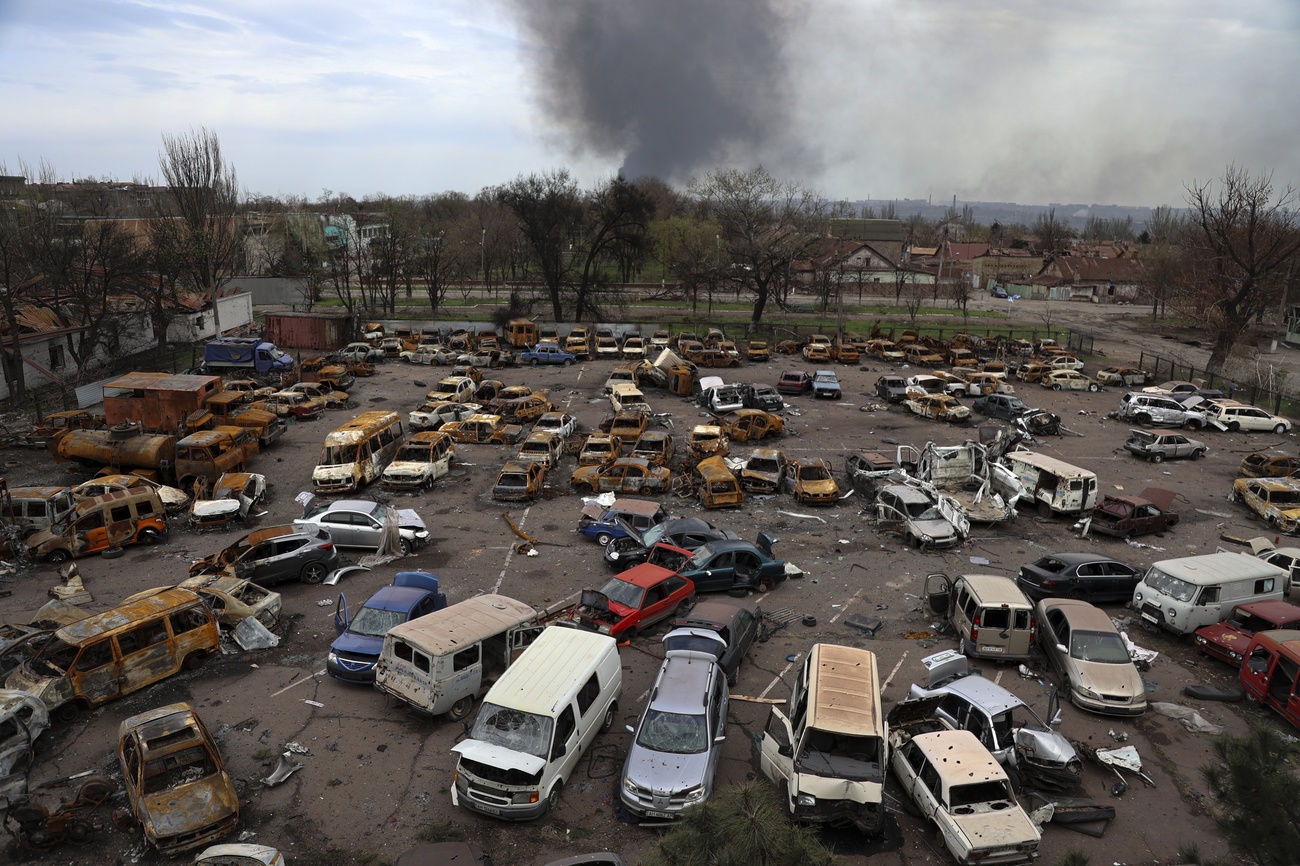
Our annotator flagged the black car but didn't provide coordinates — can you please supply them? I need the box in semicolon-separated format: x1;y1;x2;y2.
875;375;909;403
972;393;1030;420
604;516;739;570
745;383;785;412
1016;552;1145;603
666;596;762;686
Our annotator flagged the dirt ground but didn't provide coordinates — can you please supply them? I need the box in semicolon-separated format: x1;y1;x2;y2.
4;299;1298;865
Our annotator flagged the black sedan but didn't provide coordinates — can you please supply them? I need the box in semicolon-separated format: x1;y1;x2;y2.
604;517;739;571
665;596;762;686
677;533;793;594
1016;552;1145;603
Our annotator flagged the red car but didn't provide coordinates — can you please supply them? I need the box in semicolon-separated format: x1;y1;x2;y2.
571;563;694;640
776;371;813;396
1194;600;1300;667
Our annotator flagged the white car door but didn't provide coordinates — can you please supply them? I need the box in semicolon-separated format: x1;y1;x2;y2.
758;707;795;803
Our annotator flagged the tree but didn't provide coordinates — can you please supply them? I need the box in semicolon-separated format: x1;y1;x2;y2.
157;127;241;336
642;782;836;866
1178;165;1300;372
689;166;822;326
494;170;583;322
570;175;653;320
1199;725;1300;865
1034;207;1074;255
649;214;722;310
0;160;55;401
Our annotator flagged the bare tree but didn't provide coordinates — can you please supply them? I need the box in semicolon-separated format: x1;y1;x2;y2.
1178;166;1300;372
0;160;54;401
157;127;241;336
494;170;584;322
903;276;926;326
570;175;653;321
1144;205;1184;244
689;166;822;326
1033;207;1074;255
648;214;721;310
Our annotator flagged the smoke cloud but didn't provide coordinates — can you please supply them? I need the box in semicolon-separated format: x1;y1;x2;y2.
500;0;807;182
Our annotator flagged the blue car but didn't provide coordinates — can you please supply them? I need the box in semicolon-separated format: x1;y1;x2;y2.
991;285;1010;299
328;571;446;682
577;497;668;546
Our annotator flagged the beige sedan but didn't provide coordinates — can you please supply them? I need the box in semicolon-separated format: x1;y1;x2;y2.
1036;598;1147;717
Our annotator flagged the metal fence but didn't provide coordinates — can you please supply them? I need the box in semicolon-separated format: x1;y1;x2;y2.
1137;351;1291;415
1065;330;1095;356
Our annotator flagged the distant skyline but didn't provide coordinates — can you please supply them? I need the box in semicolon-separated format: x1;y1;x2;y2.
3;1;1298;208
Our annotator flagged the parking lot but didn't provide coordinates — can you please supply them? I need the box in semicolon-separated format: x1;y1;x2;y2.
4;337;1291;865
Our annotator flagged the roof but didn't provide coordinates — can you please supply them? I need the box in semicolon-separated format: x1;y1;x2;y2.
958;574;1031;606
1041;598;1121;633
57;589;203;643
934;675;1025;715
805;644;882;735
1151;552;1287;584
363;584;440;613
1254;629;1300;653
677;595;760;628
650;653;716;714
484;627;617;716
911;729;1007;784
618;563;677;589
1006;450;1094;477
385;595;538;655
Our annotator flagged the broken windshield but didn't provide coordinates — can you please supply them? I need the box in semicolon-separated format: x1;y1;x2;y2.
794;729;883;782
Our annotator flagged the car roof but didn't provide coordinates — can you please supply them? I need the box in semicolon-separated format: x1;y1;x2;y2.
619;563;678;588
931;674;1024;715
1231;600;1300;620
958;574;1030;605
364;585;438;612
1039;552;1127;567
678;595;760;628
911;730;1007;783
649;653;716;714
1040;598;1120;632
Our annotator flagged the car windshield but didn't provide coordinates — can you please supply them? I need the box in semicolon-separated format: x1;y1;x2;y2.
948;780;1013;808
663;633;725;659
496;473;528;488
318;445;357;466
636;709;709;754
348;605;407;637
794;729;883;781
749;457;781;473
470;703;553;759
600;577;646;608
688;543;718;569
1070;630;1133;664
800;464;831;481
1142;568;1197;602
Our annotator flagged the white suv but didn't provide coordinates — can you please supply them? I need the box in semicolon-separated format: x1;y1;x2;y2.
1117;392;1207;429
1205;400;1291;433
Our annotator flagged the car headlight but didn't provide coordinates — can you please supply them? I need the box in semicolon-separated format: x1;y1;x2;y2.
609;550;619;560
327;651;338;664
623;776;638;794
1168;607;1177;619
598;624;611;635
682;785;706;805
415;530;431;541
796;793;816;807
1134;591;1143;603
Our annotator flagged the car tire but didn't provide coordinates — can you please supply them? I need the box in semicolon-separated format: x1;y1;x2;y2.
183;652;207;671
1136;413;1152;425
301;562;328;584
1275;423;1289;434
1037;500;1052;519
137;528;161;544
1229;421;1241;432
1088;383;1099;392
545;782;563;814
596;532;613;547
398;539;412;557
531;359;540;368
55;701;83;725
563;359;574;367
958;636;972;657
1193;449;1206;459
757;579;772;594
1053;383;1063;391
447;696;474;721
622;627;638;642
1068;587;1088;600
1151;452;1164;463
600;703;617;733
47;549;70;564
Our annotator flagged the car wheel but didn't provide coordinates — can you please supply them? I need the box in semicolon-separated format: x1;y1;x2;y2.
531;359;540;368
1052;383;1063;391
1229;421;1241;432
1193;449;1206;459
398;539;412;557
596;532;613;547
300;562;328;584
958;636;972;657
545;782;563;814
757;579;772;594
183;652;207;671
1068;587;1088;600
47;549;70;564
1275;423;1289;434
1088;383;1099;392
622;627;638;642
1037;500;1052;519
1136;413;1152;425
1151;452;1164;463
55;701;83;725
447;696;474;722
137;528;161;544
600;703;617;733
563;359;574;367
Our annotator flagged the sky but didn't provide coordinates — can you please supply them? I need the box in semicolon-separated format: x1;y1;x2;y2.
2;0;1299;209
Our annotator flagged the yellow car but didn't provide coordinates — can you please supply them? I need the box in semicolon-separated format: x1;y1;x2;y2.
1232;477;1300;533
905;394;972;424
1041;370;1100;392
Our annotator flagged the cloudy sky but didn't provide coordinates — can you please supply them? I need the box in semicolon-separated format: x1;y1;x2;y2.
3;0;1297;208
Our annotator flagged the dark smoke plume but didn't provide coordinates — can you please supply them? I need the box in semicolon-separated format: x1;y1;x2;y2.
501;0;802;181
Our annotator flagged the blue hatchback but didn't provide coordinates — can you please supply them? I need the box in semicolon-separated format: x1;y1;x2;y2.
328;571;446;682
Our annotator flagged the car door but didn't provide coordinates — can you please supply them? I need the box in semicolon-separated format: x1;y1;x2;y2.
1040;607;1069;675
758;707;796;796
318;512;355;546
694;552;735;592
352;511;385;549
1100;561;1141;600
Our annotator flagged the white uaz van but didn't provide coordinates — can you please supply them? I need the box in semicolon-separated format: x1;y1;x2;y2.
1131;552;1287;635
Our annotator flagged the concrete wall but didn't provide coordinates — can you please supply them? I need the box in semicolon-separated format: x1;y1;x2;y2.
225;276;310;307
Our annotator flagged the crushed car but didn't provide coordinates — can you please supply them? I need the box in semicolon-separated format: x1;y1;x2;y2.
189;472;270;528
1088;487;1179;539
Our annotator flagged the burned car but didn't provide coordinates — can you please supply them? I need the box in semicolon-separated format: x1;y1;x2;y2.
844;451;900;496
907;650;1082;791
688;425;730;459
740;448;788;494
1239;452;1300;479
492;460;547;502
1089;487;1179;539
1096;366;1148;387
189;472;270;528
0;688;49;809
720;409;784;442
876;481;970;550
440;413;525;446
784;458;841;504
1231;477;1300;533
189;524;339;585
117;702;239;855
570;457;672;495
127;575;282;631
904;394;971;424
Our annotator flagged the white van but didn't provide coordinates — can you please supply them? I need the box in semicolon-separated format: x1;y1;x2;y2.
6;486;77;535
758;644;886;834
1131;552;1287;635
451;627;621;820
1004;451;1098;517
374;595;542;721
608;383;651;415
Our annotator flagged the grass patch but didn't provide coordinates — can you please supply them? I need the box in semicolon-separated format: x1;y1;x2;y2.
251;747;274;761
415;821;465;843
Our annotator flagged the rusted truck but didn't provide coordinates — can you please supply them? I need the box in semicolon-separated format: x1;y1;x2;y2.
175;428;259;493
102;372;224;432
202;391;286;448
50;425;258;490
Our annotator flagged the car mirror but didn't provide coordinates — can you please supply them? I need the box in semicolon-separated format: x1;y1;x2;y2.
777;743;792;758
625;724;635;734
714;734;726;744
1056;643;1068;655
1049;710;1063;729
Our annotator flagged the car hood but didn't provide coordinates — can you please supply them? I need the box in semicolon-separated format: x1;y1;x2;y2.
910;517;957;539
1195;622;1247;645
190;499;244;519
385;460;434;475
394;508;427;531
623;743;713;795
452;739;546;776
950;807;1039;848
1068;658;1146;699
798;479;839;495
140;775;238;840
312;466;356;482
330;631;384;657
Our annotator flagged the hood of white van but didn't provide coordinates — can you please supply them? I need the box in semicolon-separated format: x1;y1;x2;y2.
451;739;546;776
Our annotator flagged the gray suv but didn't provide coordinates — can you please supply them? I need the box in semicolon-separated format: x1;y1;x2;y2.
189;524;341;585
620;642;728;820
1117;392;1206;429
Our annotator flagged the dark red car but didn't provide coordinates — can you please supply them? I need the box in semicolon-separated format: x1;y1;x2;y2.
571;563;694;640
1089;488;1179;539
1194;600;1300;667
775;371;813;396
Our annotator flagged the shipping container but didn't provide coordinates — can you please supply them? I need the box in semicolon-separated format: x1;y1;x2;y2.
265;311;353;351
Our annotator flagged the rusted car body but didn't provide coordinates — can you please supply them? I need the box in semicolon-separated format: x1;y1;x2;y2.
1089;488;1179;538
49;428;176;485
23;410;105;448
695;456;744;509
203;391;286;448
102;372;223;432
722;409;784;442
5;589;219;722
175;428;260;491
27;489;169;563
118;703;239;855
440;414;525;446
689;425;730;460
492;460;548;502
578;433;622;466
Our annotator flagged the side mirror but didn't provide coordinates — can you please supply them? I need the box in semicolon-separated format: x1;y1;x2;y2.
714;735;726;744
1049;710;1063;729
625;724;635;734
1056;644;1068;655
777;744;792;758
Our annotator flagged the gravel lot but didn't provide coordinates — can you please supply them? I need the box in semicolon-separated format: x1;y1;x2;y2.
5;313;1295;865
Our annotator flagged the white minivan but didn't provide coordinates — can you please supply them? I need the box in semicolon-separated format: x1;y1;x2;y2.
1131;552;1287;635
451;627;621;820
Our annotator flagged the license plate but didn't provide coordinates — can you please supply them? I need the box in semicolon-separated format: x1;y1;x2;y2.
475;804;500;815
644;810;675;819
980;645;1004;653
1141;612;1158;624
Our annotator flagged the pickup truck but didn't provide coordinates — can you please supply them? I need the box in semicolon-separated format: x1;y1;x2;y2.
520;344;577;367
